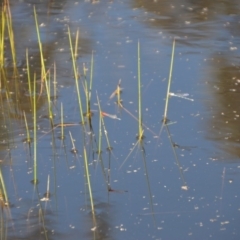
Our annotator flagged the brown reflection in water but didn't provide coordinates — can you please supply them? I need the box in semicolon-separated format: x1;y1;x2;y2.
0;0;92;151
132;0;240;45
206;55;240;160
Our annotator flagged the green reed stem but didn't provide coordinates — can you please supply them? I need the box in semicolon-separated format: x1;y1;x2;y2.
5;0;17;71
138;41;143;139
96;93;111;150
33;73;38;184
68;27;84;124
89;51;94;102
23;111;31;143
0;167;9;205
26;49;33;108
83;146;95;215
34;6;46;81
96;92;103;154
163;39;176;123
0;9;5;67
53;62;57;101
61;103;64;139
45;71;53;120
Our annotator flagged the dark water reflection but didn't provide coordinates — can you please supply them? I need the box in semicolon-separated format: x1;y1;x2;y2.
0;0;240;239
134;0;240;161
206;54;240;160
133;0;240;46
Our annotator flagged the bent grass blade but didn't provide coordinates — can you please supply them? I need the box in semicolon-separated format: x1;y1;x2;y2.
101;111;121;120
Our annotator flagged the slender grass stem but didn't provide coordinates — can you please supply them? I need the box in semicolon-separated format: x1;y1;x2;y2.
0;8;6;67
83;146;95;215
89;51;94;102
163;39;176;123
53;62;57;101
137;41;144;140
61;103;64;140
33;73;38;184
34;6;46;81
68;27;84;124
23;111;31;143
0;167;9;206
45;71;53;120
97;97;102;155
26;49;33;107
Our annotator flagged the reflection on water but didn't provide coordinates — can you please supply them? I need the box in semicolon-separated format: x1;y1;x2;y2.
0;0;240;239
134;0;240;160
133;0;240;46
206;54;240;160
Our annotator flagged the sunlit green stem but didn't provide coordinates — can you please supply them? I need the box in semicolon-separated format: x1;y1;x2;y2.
0;167;8;205
68;27;84;124
89;51;94;102
23;111;31;143
45;71;53;120
34;6;46;81
138;41;143;139
83;146;94;214
163;39;176;123
26;49;33;107
33;73;38;184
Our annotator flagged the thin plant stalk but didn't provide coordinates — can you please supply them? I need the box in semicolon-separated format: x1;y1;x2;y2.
53;62;57;101
60;103;64;140
163;39;176;123
26;49;32;107
45;71;53;120
33;73;38;184
5;0;17;72
83;146;95;215
0;167;9;206
137;41;144;140
89;51;94;102
34;6;46;81
95;92;102;156
23;111;31;144
68;26;84;124
0;8;6;67
96;93;111;150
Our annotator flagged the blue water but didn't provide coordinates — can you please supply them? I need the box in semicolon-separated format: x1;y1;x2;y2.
1;0;240;239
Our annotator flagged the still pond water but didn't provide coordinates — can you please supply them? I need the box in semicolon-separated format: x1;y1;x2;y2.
1;0;240;239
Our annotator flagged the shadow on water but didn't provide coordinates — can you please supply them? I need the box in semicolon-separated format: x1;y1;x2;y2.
206;54;240;160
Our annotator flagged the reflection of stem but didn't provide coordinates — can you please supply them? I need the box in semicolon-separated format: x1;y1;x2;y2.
140;141;156;224
107;150;111;191
165;124;187;188
34;186;49;240
220;167;226;215
120;103;157;136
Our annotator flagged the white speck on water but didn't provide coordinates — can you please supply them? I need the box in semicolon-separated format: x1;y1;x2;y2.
210;218;217;222
221;221;229;225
